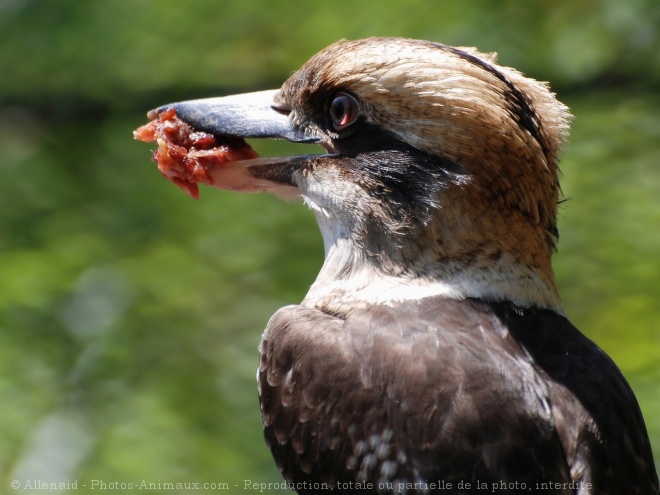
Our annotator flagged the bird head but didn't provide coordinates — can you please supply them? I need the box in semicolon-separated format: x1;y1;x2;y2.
151;37;571;314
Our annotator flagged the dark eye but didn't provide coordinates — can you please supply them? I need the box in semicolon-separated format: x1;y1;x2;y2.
329;92;359;131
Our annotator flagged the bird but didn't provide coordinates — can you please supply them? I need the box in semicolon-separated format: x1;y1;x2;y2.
148;38;659;494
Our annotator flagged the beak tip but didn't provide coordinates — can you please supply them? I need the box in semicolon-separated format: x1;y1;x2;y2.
147;107;163;120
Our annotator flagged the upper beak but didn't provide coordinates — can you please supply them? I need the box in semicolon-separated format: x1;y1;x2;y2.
149;89;319;144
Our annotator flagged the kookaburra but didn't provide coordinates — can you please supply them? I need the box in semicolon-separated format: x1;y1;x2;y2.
148;38;658;494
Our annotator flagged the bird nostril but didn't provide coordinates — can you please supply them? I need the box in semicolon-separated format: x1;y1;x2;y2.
272;104;292;116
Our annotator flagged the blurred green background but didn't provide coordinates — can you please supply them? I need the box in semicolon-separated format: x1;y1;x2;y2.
1;1;658;493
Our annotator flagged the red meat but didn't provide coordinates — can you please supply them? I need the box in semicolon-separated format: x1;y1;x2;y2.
133;108;258;199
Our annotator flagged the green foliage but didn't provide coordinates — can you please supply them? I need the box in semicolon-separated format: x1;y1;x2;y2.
0;1;658;493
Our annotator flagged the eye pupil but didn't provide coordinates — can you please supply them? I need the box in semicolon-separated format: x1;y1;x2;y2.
329;93;358;130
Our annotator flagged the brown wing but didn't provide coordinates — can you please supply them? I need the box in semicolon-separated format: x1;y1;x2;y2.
493;302;659;495
258;298;659;495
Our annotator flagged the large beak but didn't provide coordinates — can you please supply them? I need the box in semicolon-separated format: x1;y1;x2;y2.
149;89;319;144
145;89;329;198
